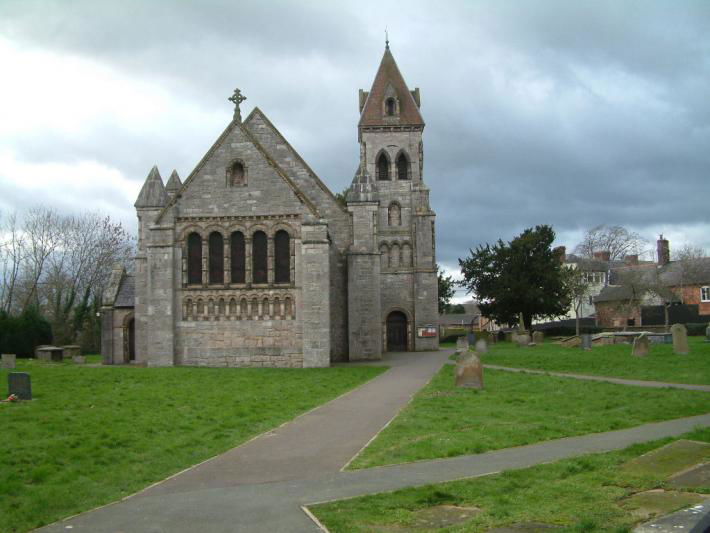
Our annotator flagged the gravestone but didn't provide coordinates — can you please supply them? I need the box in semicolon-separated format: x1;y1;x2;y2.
705;324;710;343
532;331;544;345
8;372;31;400
37;346;63;362
475;339;488;354
455;353;483;389
582;334;593;350
72;355;86;364
632;333;650;357
456;336;469;352
34;344;52;358
466;332;476;345
497;331;505;343
62;345;81;358
516;334;531;347
504;332;513;343
670;324;689;355
1;353;16;369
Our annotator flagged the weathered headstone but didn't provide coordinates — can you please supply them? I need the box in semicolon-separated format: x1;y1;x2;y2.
8;372;31;400
34;344;52;358
455;353;484;389
632;333;650;357
72;355;86;364
504;331;513;343
62;345;81;358
474;339;488;354
705;323;710;343
456;336;469;353
670;324;689;355
37;346;63;362
532;331;544;345
466;332;476;345
518;312;525;333
1;353;16;369
581;334;592;351
516;333;531;347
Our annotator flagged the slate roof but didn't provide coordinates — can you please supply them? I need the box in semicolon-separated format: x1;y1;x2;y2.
439;313;480;326
114;274;135;308
359;47;424;128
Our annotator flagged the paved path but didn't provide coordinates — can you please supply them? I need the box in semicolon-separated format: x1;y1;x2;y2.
39;352;710;533
484;364;710;392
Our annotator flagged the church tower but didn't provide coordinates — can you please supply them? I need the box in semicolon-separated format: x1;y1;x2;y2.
347;44;438;360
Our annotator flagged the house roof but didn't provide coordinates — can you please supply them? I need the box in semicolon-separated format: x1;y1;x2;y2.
439;313;480;326
359;46;424;128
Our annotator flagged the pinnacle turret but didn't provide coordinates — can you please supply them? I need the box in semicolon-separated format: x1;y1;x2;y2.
134;165;168;208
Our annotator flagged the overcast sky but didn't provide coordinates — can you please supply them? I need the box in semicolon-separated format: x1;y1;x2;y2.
1;0;709;301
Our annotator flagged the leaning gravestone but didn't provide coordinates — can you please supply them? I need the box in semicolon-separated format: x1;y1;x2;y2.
532;331;544;345
632;333;650;357
475;339;488;354
456;336;469;353
670;324;689;355
516;334;531;347
1;354;16;369
8;372;31;400
581;334;592;351
455;352;484;389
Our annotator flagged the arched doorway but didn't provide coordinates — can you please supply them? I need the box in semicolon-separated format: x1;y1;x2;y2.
123;316;135;363
386;311;408;352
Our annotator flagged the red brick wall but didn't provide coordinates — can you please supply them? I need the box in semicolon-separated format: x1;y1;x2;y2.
595;302;643;328
677;285;710;315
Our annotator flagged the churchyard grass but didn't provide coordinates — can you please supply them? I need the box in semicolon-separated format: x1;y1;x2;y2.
480;337;710;384
0;360;385;533
311;427;710;532
348;365;710;469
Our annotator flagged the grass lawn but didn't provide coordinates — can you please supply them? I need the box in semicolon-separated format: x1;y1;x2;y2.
0;359;385;533
348;365;710;469
478;337;710;385
311;427;710;532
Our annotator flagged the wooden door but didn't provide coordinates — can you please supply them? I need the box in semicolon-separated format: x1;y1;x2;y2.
386;311;408;352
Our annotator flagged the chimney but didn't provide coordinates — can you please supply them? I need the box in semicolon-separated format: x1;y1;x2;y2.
624;254;639;266
657;235;670;266
593;251;611;261
554;246;566;263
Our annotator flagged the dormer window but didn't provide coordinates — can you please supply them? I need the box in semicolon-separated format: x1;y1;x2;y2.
385;97;396;116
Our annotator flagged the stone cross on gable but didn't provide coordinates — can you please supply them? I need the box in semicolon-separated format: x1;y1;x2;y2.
228;88;247;123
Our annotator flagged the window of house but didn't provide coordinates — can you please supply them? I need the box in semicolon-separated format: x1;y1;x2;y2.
187;232;202;284
376;152;390;181
208;232;224;284
252;231;268;284
274;230;290;283
385;97;396;116
230;231;245;283
702;287;710;302
396;152;409;180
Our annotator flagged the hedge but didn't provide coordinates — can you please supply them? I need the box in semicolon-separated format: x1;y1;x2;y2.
0;307;53;358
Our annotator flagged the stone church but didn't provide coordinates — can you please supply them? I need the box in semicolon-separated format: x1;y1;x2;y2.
101;45;438;367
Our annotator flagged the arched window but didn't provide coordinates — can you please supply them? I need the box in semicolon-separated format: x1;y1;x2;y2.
402;243;412;267
230;231;245;283
385;97;396;116
228;160;246;186
208;232;224;284
396;152;409;180
187;232;202;284
274;230;290;283
388;203;401;226
376;152;390;181
379;243;389;270
390;243;400;268
252;231;268;284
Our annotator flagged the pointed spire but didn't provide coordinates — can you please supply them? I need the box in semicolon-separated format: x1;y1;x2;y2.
165;169;182;193
358;46;424;128
134;165;168;208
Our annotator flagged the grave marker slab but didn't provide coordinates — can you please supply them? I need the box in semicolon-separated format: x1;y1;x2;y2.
466;332;476;345
632;333;650;357
1;353;16;369
474;339;488;354
581;334;592;351
8;372;31;400
516;334;531;347
455;353;484;389
456;336;469;353
670;323;689;355
532;331;544;345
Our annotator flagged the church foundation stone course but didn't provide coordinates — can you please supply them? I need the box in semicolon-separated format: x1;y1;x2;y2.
101;45;438;368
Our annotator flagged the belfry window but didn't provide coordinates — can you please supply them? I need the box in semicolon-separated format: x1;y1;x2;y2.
230;231;245;283
396;152;409;180
274;230;290;283
187;233;202;284
208;232;224;284
385;97;396;116
376;152;390;181
252;231;268;284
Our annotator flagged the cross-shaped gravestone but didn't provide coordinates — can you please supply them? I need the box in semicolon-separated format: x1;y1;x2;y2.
228;88;247;123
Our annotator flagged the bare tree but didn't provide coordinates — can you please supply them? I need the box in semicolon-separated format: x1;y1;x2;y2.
0;212;25;313
674;245;707;302
562;266;593;336
575;224;647;260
